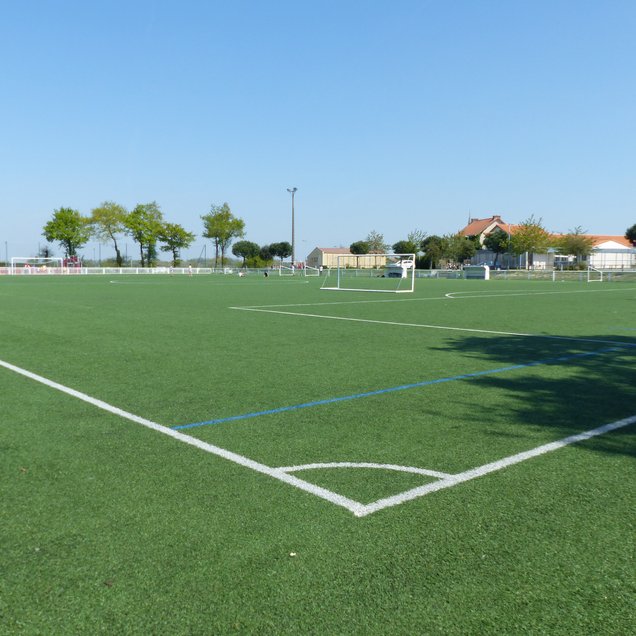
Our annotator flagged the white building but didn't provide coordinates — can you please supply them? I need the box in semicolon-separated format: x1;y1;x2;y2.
587;236;635;269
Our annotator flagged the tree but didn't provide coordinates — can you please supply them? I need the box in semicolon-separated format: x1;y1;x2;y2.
444;233;477;265
39;244;55;258
350;240;370;268
201;203;246;268
510;215;551;268
392;240;418;255
42;207;91;258
420;235;447;269
270;241;292;264
365;230;387;253
159;223;195;266
259;244;274;265
232;240;260;267
364;230;388;268
625;223;636;246
483;228;511;268
350;240;370;254
557;227;595;265
124;202;164;267
407;229;427;251
90;201;128;266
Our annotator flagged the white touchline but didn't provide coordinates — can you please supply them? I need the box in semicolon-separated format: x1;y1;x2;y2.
230;306;635;348
2;357;633;518
356;415;636;517
0;358;365;517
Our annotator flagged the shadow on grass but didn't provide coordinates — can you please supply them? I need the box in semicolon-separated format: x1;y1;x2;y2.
432;333;636;458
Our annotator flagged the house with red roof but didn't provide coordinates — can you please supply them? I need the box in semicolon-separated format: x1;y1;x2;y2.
458;215;635;269
460;215;516;244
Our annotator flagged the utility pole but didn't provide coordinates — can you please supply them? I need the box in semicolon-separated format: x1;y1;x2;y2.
287;187;297;266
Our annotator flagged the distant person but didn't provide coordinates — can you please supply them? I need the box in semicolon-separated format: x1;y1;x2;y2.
188;265;193;276
263;271;269;278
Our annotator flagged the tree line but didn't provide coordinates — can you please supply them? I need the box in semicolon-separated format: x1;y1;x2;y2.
349;228;479;269
352;219;636;269
41;201;290;268
42;204;636;270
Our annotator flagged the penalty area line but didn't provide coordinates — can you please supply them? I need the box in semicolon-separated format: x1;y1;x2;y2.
229;306;636;348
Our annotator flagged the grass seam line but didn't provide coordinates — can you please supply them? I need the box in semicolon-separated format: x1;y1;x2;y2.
174;347;618;430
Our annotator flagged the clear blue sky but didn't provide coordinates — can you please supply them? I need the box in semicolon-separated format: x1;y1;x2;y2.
2;0;634;262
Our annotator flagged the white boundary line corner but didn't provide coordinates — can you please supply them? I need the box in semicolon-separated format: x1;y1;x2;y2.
1;357;634;518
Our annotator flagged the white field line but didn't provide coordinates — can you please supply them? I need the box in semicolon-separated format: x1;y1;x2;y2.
3;358;634;518
229;306;635;348
356;415;636;517
235;285;636;311
237;296;450;309
445;287;636;299
109;279;309;287
0;358;365;516
278;462;452;480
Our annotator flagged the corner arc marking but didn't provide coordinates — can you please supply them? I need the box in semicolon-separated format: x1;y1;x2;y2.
2;357;634;519
277;462;452;480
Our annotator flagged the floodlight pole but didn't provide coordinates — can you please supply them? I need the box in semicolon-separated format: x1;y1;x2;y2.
287;187;297;266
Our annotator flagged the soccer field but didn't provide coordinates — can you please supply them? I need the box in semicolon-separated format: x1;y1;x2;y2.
1;273;634;634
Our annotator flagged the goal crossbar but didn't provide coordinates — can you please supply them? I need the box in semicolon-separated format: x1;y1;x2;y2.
321;253;416;293
11;257;64;272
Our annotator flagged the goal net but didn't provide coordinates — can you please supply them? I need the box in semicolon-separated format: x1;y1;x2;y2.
587;267;603;282
278;261;295;276
304;265;320;277
590;269;636;283
321;253;416;293
11;257;64;273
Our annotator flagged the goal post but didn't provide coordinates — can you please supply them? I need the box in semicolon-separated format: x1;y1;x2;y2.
303;265;320;277
11;257;64;273
321;253;416;293
278;261;295;276
587;267;603;282
586;268;636;283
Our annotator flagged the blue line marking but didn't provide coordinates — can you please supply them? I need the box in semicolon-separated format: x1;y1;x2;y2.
173;347;620;431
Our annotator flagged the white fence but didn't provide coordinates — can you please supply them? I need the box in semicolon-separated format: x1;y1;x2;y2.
1;266;220;276
1;266;634;282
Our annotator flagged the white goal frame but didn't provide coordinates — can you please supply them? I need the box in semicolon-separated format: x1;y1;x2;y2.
587;267;603;282
11;257;64;273
321;253;416;293
278;261;295;276
304;265;320;277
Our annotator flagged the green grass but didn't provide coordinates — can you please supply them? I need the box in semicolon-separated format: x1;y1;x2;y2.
1;273;634;634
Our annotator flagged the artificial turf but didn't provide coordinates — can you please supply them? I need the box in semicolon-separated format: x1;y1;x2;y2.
1;273;634;633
